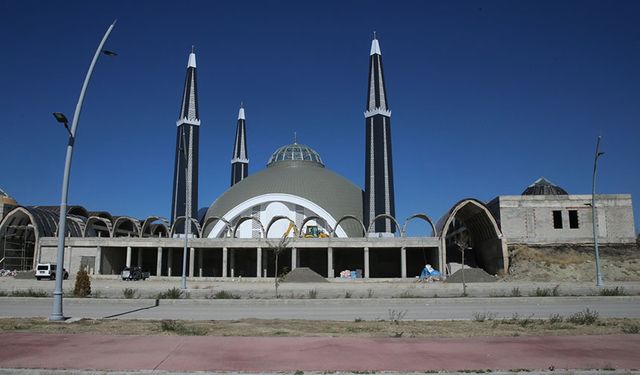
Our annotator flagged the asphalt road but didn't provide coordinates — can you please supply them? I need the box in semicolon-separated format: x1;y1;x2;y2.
1;296;639;321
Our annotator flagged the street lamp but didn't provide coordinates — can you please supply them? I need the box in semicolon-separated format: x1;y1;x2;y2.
50;21;117;321
591;136;605;287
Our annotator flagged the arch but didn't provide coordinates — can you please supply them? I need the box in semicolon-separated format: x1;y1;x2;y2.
112;216;141;237
233;216;265;238
299;215;333;238
170;216;202;238
88;211;114;222
83;216;113;237
66;206;89;218
141;216;169;238
201;216;232;238
437;198;508;276
206;193;349;238
367;214;401;236
0;207;40;270
332;215;366;238
402;213;437;237
266;215;298;238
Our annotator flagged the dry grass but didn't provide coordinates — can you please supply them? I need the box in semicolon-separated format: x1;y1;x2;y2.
505;244;640;282
1;317;639;338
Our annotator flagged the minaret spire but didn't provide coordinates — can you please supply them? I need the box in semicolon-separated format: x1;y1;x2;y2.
231;102;249;186
364;34;396;234
171;49;201;228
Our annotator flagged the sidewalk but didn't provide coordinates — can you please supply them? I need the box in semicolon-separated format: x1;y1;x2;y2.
1;333;639;373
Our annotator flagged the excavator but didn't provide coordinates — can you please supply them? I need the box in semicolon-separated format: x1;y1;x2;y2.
303;225;329;238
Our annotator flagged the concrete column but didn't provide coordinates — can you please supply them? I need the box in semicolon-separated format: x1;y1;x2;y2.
230;249;235;278
189;247;195;277
94;246;102;275
364;247;370;279
291;247;297;270
198;249;203;277
401;247;407;278
327;247;334;278
167;248;173;276
137;248;143;268
156;247;163;276
222;247;228;278
256;247;262;278
126;246;132;268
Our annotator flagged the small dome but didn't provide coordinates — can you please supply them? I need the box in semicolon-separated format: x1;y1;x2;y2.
522;177;568;196
267;142;324;167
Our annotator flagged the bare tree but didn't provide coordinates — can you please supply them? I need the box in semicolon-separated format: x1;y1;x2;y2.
267;236;291;298
454;231;470;297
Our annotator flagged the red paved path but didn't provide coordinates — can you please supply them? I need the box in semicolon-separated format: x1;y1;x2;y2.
1;333;639;372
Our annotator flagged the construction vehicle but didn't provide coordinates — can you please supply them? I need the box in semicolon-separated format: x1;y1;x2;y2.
283;222;297;237
304;225;329;238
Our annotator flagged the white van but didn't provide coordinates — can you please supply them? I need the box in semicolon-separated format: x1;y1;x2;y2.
35;263;69;280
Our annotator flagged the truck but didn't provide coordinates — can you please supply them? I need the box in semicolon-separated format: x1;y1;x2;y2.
121;266;150;281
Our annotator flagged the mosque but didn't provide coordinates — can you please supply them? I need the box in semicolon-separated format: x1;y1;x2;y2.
0;37;635;280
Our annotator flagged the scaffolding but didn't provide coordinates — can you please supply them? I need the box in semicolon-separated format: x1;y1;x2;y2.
1;224;35;271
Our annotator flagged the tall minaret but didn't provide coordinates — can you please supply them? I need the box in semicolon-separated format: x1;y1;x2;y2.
230;103;249;186
364;33;396;234
171;48;200;228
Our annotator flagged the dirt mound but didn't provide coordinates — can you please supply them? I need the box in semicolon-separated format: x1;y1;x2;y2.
281;267;328;283
445;268;497;283
504;244;640;282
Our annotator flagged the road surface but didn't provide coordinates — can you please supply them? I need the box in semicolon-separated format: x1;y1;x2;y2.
1;296;638;320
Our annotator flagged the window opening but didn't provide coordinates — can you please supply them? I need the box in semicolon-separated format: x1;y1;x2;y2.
552;210;563;229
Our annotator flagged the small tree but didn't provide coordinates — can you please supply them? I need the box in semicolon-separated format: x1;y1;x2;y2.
267;235;292;298
73;266;91;297
454;231;470;297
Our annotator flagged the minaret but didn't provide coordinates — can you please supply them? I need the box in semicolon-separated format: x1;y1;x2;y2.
230;103;249;186
171;48;200;228
364;33;396;234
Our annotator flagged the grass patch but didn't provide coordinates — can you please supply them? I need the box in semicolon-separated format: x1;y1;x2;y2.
473;312;497;322
7;289;49;297
157;287;186;299
159;320;207;335
567;309;599;325
599;287;627;296
532;285;560;297
122;288;138;299
209;290;240;299
396;291;420;298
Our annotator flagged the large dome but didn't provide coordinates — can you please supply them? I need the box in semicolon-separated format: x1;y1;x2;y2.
204;159;363;237
267;142;324;167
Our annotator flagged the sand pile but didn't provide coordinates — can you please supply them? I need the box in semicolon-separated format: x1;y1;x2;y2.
445;267;497;283
281;267;328;283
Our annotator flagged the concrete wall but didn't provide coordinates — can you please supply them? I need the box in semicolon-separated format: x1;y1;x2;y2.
487;194;636;245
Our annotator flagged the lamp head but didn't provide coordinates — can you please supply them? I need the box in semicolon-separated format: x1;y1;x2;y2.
53;112;68;125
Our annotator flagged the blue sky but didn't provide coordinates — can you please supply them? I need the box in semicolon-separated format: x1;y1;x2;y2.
1;1;639;232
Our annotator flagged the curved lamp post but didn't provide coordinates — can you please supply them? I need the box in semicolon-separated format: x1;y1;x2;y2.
50;21;117;321
591;136;605;287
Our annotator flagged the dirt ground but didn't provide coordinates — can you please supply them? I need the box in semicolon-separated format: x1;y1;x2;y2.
503;244;640;282
1;316;639;338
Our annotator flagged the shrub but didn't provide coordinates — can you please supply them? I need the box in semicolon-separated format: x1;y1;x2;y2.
510;287;521;297
211;290;239;299
622;324;640;334
122;288;138;299
160;320;206;335
549;313;563;324
73;267;91;297
10;289;48;297
344;291;352;298
157;287;183;299
567;309;599;325
600;287;627;296
308;289;317;299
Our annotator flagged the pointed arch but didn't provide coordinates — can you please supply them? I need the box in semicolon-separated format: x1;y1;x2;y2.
141;216;169;238
112;216;141;238
171;216;202;238
332;215;366;238
201;216;232;238
437;198;508;275
402;213;437;237
367;214;401;236
265;216;298;238
83;216;113;237
233;216;265;238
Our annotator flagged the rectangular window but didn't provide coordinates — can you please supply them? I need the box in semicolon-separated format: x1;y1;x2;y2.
552;210;563;229
569;210;579;229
